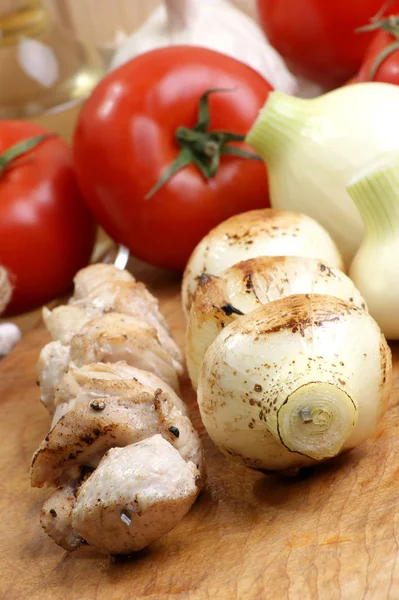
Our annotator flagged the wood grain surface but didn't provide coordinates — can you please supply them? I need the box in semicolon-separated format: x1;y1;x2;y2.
1;259;399;600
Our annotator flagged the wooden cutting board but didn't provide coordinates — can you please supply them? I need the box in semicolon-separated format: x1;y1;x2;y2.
1;259;399;600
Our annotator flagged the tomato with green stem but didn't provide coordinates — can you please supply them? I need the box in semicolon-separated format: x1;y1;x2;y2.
354;9;399;83
73;46;272;271
256;0;398;88
0;121;96;316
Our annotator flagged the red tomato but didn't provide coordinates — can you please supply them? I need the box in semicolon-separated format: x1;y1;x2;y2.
256;0;399;88
355;18;399;83
73;46;271;271
0;122;96;316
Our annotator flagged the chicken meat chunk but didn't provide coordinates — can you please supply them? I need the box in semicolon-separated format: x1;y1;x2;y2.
42;304;99;345
73;264;135;300
71;280;183;373
38;312;182;414
52;361;188;425
40;485;83;551
72;435;201;554
33;264;204;557
31;389;203;488
36;341;71;412
69;312;180;392
44;279;183;374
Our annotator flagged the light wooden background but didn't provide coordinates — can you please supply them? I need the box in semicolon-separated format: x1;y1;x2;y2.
48;0;257;47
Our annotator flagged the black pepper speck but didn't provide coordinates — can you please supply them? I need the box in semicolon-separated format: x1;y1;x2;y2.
168;426;180;438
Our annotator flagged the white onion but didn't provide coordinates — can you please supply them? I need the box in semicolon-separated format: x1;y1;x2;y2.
198;294;391;471
182;208;343;317
247;83;399;264
348;151;399;339
187;256;367;389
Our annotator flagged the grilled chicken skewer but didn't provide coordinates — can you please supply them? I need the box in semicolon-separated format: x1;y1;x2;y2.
38;264;185;413
38;263;185;412
32;265;204;555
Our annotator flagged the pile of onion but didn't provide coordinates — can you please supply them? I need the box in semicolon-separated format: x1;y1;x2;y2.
183;208;392;472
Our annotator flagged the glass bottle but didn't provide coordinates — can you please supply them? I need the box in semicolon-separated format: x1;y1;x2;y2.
0;0;105;141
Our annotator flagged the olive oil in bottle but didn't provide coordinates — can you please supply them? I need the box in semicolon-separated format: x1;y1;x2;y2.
0;0;105;141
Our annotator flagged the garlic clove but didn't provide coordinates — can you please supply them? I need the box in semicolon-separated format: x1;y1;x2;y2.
0;322;22;357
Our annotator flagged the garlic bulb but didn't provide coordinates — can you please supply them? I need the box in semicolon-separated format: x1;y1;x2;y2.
111;0;297;94
187;256;367;389
198;294;391;471
0;323;21;357
348;152;399;339
246;83;399;264
182;208;344;317
0;267;20;358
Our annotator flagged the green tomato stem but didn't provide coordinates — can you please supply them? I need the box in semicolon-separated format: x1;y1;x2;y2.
145;89;261;199
0;134;51;178
356;15;399;80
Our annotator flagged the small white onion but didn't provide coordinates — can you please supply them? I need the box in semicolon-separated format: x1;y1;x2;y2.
187;256;367;389
182;209;344;317
198;294;391;472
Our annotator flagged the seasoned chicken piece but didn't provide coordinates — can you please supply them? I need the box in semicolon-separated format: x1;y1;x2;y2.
43;304;99;345
44;281;183;374
73;264;135;300
72;435;201;554
71;280;183;374
38;312;181;415
36;341;70;413
31;390;204;488
40;486;83;551
70;312;180;392
52;362;188;425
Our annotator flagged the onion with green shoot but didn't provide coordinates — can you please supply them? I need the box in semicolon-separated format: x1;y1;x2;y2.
197;294;391;472
187;256;367;390
348;151;399;339
246;82;399;264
